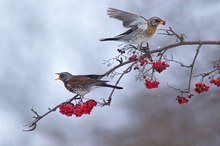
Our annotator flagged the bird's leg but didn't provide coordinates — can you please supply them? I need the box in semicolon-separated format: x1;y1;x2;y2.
137;42;144;50
139;43;153;62
139;42;149;51
78;95;84;104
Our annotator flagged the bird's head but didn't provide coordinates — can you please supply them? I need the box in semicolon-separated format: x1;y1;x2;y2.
55;72;73;82
148;17;166;27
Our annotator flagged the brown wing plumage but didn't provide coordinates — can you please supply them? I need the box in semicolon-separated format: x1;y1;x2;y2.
66;76;107;87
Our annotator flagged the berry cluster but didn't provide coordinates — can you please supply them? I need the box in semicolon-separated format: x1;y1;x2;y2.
145;79;160;89
194;82;209;94
176;96;189;104
152;61;170;73
139;59;148;66
176;94;194;104
129;54;137;62
210;78;220;87
59;103;75;117
59;99;97;117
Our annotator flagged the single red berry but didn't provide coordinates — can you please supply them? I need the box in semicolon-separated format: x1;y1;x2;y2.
210;78;215;84
215;78;220;87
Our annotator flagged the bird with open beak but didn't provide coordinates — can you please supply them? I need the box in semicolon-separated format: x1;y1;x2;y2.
55;72;123;98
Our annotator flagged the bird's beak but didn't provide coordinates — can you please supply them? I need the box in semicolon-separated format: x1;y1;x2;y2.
55;73;60;80
160;20;166;25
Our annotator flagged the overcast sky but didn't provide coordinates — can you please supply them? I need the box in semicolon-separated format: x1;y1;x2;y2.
0;0;220;146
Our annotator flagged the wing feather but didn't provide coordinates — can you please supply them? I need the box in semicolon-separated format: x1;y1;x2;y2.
107;8;148;29
67;76;106;87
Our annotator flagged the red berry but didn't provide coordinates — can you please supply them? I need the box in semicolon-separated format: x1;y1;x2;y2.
194;82;209;94
129;55;137;62
176;96;188;104
210;78;220;87
145;79;160;89
140;59;148;66
59;103;74;117
152;61;170;73
210;78;215;84
59;99;97;117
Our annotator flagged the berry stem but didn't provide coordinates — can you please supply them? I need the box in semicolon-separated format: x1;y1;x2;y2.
187;44;202;92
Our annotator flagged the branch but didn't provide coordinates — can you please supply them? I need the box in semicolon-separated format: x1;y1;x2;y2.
102;60;132;77
23;95;79;132
193;68;219;78
187;44;202;92
101;62;136;106
24;26;220;131
158;27;186;42
150;40;220;54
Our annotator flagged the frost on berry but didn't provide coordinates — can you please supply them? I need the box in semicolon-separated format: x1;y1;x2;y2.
210;78;220;87
152;61;169;73
194;82;209;94
176;96;188;104
59;99;97;117
145;79;160;89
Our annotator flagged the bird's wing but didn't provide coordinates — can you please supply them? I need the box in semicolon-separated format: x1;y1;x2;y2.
80;74;105;80
67;76;106;87
107;8;148;29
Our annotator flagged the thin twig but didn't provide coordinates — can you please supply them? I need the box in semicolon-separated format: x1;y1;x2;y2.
102;60;132;77
193;68;218;78
23;95;79;132
187;44;202;92
101;62;136;106
158;27;185;42
150;40;220;54
164;55;191;68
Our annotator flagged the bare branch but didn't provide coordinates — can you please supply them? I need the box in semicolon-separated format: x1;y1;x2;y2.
150;40;220;54
187;44;202;92
23;95;79;132
101;62;136;106
158;27;186;42
193;68;219;78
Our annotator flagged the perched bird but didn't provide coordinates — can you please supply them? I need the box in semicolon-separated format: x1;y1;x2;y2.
100;8;166;46
55;72;123;97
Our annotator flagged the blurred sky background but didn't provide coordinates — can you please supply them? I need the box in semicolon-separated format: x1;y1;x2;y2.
0;0;220;146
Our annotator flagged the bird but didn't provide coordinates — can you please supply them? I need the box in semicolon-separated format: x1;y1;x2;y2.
100;8;166;47
55;72;123;98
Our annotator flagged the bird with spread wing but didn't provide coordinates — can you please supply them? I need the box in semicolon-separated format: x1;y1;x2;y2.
100;8;166;47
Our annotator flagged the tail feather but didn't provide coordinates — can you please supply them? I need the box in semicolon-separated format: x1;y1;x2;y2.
98;83;123;89
100;37;119;41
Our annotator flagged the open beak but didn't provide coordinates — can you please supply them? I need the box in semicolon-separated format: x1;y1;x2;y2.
160;20;166;25
55;73;60;80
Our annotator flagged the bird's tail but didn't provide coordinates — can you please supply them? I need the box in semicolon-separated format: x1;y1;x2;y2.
100;37;120;41
98;83;123;89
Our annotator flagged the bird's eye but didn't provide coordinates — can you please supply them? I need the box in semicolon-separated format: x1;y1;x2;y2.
155;19;160;23
60;74;65;78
